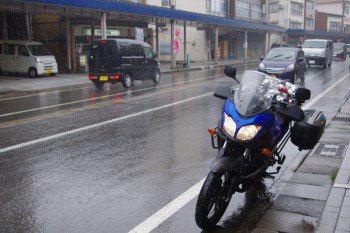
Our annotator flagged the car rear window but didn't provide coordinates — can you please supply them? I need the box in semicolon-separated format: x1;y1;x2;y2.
90;40;118;59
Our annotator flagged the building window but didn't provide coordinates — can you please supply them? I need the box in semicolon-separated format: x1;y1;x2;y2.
236;0;250;18
306;18;313;28
329;21;341;32
220;0;227;13
269;3;279;13
251;4;262;20
162;0;169;6
345;5;349;14
306;1;314;10
345;25;350;32
290;22;302;29
291;2;303;16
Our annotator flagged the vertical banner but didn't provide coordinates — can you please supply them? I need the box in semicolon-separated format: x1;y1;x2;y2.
135;27;144;42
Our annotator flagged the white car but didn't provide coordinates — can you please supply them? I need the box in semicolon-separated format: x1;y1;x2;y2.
302;39;333;68
0;40;58;78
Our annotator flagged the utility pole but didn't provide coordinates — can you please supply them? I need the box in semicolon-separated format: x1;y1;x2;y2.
341;0;345;33
303;0;307;29
170;0;176;70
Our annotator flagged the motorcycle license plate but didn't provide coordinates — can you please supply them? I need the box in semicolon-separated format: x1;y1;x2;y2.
309;60;315;64
100;76;108;81
271;74;276;78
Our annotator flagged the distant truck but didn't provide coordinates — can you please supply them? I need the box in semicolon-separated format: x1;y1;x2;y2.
302;39;333;68
88;39;161;89
0;40;58;78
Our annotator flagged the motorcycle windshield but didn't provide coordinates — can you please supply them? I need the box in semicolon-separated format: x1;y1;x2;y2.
233;71;279;116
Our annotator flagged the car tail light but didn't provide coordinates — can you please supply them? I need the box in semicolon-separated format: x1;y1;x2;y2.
100;40;107;44
113;75;119;80
89;75;96;80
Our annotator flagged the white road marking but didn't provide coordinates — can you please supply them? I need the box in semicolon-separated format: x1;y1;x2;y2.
0;92;212;154
127;72;350;233
302;73;349;110
128;178;205;233
0;74;224;118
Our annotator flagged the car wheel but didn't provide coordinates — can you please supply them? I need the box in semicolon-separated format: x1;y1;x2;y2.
153;71;161;84
123;74;132;89
94;82;104;89
28;67;38;78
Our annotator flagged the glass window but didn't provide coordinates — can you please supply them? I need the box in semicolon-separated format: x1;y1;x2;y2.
306;1;314;10
162;0;169;6
290;22;302;29
206;0;211;12
144;47;154;59
265;50;296;61
306;18;314;28
131;44;143;57
18;45;29;56
236;0;250;18
345;25;350;33
4;44;15;55
345;5;349;14
27;44;51;56
329;22;341;32
220;0;227;13
251;4;262;20
269;3;279;13
291;2;303;16
303;40;327;48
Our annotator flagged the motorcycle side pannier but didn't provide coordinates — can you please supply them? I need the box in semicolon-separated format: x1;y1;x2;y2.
291;110;326;150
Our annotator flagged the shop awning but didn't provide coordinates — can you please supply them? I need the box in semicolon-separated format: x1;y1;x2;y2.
287;29;350;39
19;0;286;33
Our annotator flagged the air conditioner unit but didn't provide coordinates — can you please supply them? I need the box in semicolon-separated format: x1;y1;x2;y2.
279;4;284;9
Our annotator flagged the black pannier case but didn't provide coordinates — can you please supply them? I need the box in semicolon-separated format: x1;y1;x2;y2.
291;109;326;150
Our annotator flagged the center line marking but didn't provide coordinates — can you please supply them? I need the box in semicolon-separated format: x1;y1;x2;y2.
0;92;212;154
127;72;350;233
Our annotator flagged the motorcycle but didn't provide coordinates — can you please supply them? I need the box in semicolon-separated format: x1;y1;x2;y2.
195;66;326;230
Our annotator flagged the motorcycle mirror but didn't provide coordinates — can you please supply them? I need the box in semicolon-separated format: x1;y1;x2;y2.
224;66;239;83
295;87;311;101
214;86;233;100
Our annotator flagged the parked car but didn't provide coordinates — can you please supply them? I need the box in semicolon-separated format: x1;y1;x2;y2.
302;39;333;68
88;39;161;89
0;40;58;78
258;47;306;83
346;44;350;57
333;43;347;60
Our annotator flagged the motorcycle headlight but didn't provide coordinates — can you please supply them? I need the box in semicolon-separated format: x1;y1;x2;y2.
236;125;262;141
223;112;236;138
258;63;266;71
286;64;295;71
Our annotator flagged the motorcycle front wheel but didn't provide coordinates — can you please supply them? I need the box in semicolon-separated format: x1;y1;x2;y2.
195;172;232;229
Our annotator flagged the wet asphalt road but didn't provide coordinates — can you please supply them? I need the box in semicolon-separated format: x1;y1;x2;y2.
0;60;350;233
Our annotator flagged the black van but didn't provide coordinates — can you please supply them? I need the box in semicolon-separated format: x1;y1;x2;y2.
88;39;161;89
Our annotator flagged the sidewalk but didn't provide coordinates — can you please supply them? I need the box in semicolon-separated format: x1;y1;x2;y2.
0;59;258;95
251;77;350;233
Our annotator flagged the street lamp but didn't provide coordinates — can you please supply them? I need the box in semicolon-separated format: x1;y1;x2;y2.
170;0;176;69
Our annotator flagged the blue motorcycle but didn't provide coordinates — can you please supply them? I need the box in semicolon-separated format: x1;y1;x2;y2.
195;66;326;229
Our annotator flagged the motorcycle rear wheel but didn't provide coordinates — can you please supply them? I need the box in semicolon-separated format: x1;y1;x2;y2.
195;172;232;230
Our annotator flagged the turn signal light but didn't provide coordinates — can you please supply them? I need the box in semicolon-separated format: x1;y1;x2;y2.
262;148;272;156
208;128;216;135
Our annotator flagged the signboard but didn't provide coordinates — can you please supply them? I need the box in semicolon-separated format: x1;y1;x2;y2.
83;28;120;36
135;27;144;42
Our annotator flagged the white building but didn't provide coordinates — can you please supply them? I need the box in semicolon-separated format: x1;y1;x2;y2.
315;0;350;32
